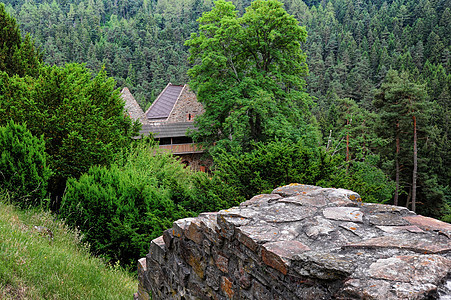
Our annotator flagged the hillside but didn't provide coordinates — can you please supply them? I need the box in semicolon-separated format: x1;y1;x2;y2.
0;0;449;277
0;192;137;299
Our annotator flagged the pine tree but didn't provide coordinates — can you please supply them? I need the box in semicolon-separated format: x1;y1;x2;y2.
0;3;41;77
374;70;431;212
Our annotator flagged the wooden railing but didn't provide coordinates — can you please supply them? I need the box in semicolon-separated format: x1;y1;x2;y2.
158;143;204;154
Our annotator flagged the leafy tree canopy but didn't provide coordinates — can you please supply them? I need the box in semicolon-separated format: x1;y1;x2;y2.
186;0;315;150
0;64;141;206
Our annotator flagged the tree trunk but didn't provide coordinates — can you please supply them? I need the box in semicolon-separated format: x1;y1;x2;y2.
346;118;351;173
326;130;332;150
412;115;417;212
405;185;412;210
394;122;400;206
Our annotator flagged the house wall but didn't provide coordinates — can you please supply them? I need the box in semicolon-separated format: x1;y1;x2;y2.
175;153;212;172
167;86;204;123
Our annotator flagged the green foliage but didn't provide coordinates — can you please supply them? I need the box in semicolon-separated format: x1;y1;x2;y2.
208;140;395;204
0;3;41;77
0;121;52;207
59;142;195;267
340;158;396;204
0;194;137;299
0;63;140;203
373;70;445;214
186;0;315;150
210;140;341;200
189;171;243;213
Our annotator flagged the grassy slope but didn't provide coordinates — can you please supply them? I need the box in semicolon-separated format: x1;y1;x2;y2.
0;199;137;299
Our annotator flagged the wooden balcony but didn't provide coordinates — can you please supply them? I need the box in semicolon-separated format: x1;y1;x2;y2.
158;143;204;154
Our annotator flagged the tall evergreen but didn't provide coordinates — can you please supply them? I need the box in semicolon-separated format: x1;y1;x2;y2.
0;3;41;77
373;70;439;214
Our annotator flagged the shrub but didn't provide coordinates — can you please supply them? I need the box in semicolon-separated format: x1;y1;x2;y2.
208;140;395;204
189;171;242;213
339;158;396;203
0;121;51;207
211;140;342;200
59;142;195;268
0;64;140;208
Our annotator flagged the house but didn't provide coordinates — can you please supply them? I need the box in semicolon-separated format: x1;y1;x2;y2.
121;87;147;124
121;84;210;171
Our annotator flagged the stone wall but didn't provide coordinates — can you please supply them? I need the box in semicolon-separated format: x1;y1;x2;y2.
167;85;204;123
135;184;451;300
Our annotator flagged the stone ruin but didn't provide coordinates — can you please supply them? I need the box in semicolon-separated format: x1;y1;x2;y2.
135;184;451;299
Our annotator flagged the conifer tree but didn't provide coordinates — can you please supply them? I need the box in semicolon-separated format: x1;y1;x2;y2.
0;3;41;77
374;70;430;211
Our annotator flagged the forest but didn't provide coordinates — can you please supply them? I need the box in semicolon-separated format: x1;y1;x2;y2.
0;0;450;269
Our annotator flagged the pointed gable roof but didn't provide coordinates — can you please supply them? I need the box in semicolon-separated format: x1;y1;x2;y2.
145;83;184;121
121;87;146;124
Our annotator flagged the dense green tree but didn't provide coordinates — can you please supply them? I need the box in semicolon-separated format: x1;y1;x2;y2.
0;121;52;207
186;0;314;150
211;140;340;200
0;64;140;206
60;142;194;267
209;139;394;204
373;70;438;213
0;3;41;77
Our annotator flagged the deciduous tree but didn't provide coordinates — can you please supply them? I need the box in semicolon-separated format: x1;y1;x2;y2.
186;0;314;150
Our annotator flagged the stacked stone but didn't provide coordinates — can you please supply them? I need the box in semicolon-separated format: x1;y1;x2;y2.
167;86;204;123
135;184;451;300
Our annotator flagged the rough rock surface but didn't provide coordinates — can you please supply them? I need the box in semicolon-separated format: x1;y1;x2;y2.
135;184;451;300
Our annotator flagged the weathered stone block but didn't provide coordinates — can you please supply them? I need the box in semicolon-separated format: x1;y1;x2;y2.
163;229;174;249
261;202;317;223
272;183;321;197
136;184;451;300
345;236;451;254
292;252;355;280
137;258;150;300
323;207;364;222
369;213;409;225
261;240;310;275
404;215;451;232
375;225;424;233
240;193;282;207
220;276;234;299
369;255;451;283
173;218;196;238
185;219;204;244
236;225;279;253
149;236;166;265
304;216;336;238
215;254;229;274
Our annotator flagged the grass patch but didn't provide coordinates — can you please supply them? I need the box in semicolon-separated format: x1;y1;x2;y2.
0;194;137;299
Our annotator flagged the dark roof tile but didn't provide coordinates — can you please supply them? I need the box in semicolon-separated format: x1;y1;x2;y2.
140;122;196;138
146;84;184;120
